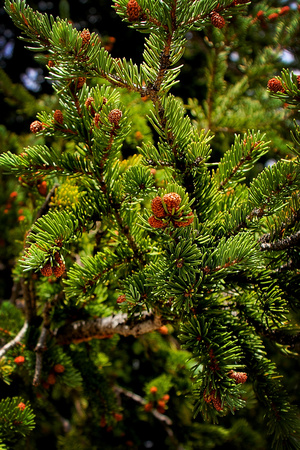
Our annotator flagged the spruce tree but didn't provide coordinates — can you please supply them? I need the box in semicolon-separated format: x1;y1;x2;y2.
0;0;300;448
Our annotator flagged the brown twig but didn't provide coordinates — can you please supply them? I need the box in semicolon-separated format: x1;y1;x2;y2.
0;321;29;359
55;311;162;345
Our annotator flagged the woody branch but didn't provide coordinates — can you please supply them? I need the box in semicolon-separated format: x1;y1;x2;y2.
54;311;163;345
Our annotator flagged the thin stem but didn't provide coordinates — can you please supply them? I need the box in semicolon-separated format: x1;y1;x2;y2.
0;321;29;359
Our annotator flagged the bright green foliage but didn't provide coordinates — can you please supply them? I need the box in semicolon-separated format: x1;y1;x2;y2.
0;397;35;444
0;0;300;449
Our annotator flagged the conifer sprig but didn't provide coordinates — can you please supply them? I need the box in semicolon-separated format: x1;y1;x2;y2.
1;0;300;447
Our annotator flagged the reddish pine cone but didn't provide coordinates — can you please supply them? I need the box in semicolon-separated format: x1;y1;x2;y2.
48;60;55;68
54;364;65;373
53;264;66;278
158;325;168;335
53;109;64;124
113;413;123;422
256;10;264;19
40;263;53;277
228;370;248;384
17;402;26;411
210;11;226;29
75;77;86;89
267;78;285;93
94;113;101;128
85;96;95;115
173;212;194;228
212;394;223;411
54;252;63;264
37;180;48;197
151;196;167;218
117;294;126;304
144;402;153;411
47;373;56;385
14;355;25;365
297;75;300;88
203;389;223;411
268;12;278;21
279;6;290;15
157;404;165;414
150;386;158;394
162;192;181;214
30;120;43;133
148;215;167;229
80;29;91;45
108;109;122;125
126;0;142;22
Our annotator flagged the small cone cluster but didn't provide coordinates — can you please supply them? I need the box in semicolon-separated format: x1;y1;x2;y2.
228;370;247;384
54;364;65;373
203;389;223;411
53;252;66;278
75;77;86;90
14;355;25;365
117;294;126;304
267;78;285;93
148;193;194;229
80;29;91;46
85;96;96;116
108;109;122;125
37;180;48;197
210;11;226;29
40;252;65;278
17;402;26;411
126;0;142;22
53;109;64;125
30;120;44;134
40;262;53;277
144;386;170;414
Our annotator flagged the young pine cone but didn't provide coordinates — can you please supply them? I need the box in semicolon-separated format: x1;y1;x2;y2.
210;11;226;29
162;193;181;214
267;78;285;93
53;109;64;124
40;263;53;277
151;196;167;218
80;29;91;46
30;120;44;134
126;0;142;22
108;109;122;125
148;215;167;229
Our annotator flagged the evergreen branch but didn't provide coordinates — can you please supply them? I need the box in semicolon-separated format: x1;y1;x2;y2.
0;321;28;359
216;132;269;190
260;230;300;251
54;311;162;345
25;183;59;247
113;206;146;264
248;160;300;215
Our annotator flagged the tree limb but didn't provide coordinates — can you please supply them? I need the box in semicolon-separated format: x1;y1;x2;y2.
260;231;300;251
0;321;28;359
54;311;163;345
